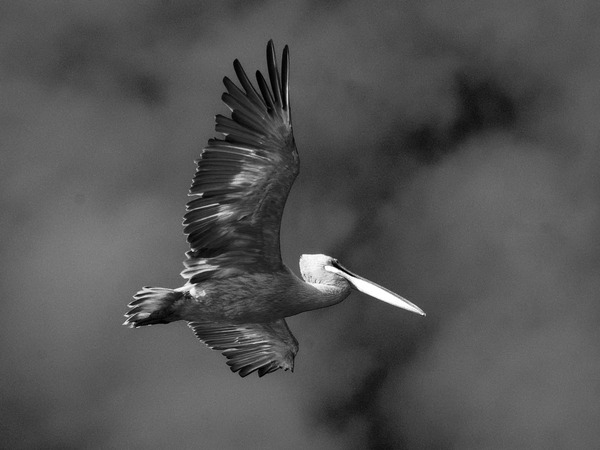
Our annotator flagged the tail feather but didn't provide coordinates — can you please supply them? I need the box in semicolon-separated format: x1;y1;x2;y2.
124;287;184;328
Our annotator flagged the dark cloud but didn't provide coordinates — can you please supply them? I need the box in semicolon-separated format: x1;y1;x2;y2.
1;0;599;448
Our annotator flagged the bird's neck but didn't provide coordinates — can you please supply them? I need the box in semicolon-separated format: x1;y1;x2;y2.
295;280;352;314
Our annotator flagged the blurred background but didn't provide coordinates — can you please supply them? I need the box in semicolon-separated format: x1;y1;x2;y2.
2;0;600;448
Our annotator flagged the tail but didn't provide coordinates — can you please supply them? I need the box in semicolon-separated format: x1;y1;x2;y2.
123;287;184;328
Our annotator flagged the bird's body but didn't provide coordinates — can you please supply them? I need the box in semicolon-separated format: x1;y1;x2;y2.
125;41;424;377
178;267;350;324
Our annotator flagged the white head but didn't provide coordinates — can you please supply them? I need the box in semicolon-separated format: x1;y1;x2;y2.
299;254;425;316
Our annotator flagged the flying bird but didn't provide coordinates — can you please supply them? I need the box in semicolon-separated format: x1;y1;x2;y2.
124;41;425;377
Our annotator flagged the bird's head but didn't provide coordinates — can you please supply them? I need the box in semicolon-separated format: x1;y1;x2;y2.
299;254;425;316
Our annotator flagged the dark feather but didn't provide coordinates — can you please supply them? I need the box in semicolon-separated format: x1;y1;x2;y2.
267;40;283;108
188;319;299;377
233;59;265;110
182;40;297;283
256;70;275;112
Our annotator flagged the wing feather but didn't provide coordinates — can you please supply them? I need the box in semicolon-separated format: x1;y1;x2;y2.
233;59;266;110
223;77;267;121
182;41;297;283
188;319;299;377
267;41;283;110
256;70;276;112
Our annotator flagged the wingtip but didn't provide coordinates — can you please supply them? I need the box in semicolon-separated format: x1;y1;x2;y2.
265;41;282;107
266;40;275;66
283;45;290;67
281;45;290;116
122;317;136;328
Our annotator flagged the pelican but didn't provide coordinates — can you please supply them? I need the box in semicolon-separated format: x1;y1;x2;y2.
125;41;425;377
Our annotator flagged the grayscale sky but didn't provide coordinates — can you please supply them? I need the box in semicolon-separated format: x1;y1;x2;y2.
2;1;600;448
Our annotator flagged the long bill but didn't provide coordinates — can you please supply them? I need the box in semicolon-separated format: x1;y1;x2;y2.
325;263;426;316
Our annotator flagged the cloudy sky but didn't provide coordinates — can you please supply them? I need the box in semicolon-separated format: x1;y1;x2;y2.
2;0;600;448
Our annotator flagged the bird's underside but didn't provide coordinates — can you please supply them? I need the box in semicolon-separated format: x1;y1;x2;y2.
125;40;301;377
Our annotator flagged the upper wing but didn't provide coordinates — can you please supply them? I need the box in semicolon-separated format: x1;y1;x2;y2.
188;319;299;377
182;41;298;283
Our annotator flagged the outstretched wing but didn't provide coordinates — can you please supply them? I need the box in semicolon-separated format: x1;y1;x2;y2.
188;319;299;377
182;41;298;283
